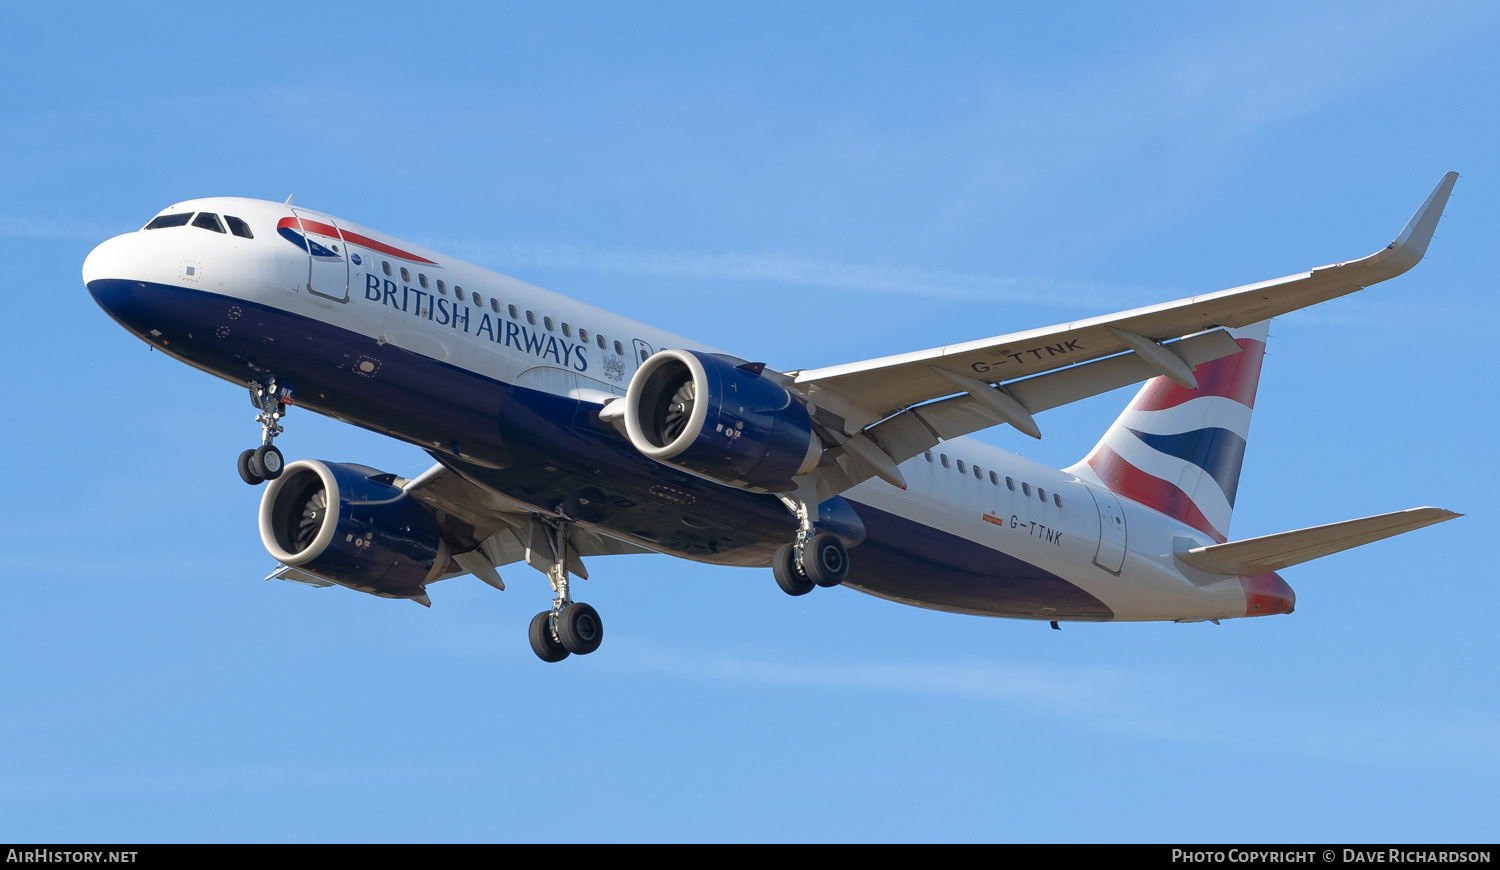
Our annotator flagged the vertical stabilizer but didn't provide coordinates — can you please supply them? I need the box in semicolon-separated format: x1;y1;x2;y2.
1067;321;1270;543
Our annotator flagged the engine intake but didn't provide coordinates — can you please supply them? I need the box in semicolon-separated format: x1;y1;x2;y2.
259;460;448;599
623;350;820;491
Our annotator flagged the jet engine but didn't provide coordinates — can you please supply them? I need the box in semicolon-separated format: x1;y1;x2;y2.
623;350;821;492
259;460;448;599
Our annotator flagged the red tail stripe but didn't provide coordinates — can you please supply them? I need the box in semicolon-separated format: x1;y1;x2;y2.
1131;338;1266;412
1087;445;1226;542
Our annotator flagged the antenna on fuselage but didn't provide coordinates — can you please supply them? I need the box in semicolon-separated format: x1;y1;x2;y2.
284;194;295;205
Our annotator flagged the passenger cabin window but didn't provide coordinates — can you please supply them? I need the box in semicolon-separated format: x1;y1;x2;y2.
989;471;999;485
596;335;606;350
544;317;554;332
224;216;253;238
940;454;950;469
400;267;411;283
562;323;572;338
956;460;966;474
490;299;500;314
1022;483;1032;496
455;287;466;302
924;451;932;462
526;311;536;326
191;213;226;233
1006;477;1015;491
1053;493;1063;508
1038;488;1047;502
473;291;483;307
144;213;193;230
579;328;590;344
508;304;518;319
974;465;983;480
614;340;624;356
419;274;429;289
382;261;392;277
437;280;447;295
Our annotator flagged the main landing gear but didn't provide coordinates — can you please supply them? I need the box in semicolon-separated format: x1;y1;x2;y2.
772;496;849;596
528;519;604;663
237;379;289;486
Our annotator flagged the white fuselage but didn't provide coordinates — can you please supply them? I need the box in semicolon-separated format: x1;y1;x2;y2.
83;196;1276;624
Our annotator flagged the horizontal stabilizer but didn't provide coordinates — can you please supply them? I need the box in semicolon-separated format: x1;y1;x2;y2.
1175;507;1461;576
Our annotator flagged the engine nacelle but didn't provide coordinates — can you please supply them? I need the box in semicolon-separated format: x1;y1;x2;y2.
259;460;448;599
623;349;821;491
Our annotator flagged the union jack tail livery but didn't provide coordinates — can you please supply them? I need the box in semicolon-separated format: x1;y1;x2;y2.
1069;321;1270;544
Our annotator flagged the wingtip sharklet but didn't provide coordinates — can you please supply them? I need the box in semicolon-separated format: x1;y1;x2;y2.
1393;170;1458;250
1340;171;1458;281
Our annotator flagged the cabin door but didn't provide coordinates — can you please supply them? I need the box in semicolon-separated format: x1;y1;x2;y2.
290;208;350;303
1084;485;1128;574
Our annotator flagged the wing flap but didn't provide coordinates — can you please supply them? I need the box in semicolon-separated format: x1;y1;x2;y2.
265;563;336;588
1174;507;1461;576
402;461;653;589
810;329;1242;498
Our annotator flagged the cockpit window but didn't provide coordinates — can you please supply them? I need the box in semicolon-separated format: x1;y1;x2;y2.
224;215;254;238
144;213;193;230
192;212;226;233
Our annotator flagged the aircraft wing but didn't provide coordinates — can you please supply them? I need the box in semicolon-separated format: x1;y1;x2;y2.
1174;507;1461;577
402;461;651;590
786;172;1458;499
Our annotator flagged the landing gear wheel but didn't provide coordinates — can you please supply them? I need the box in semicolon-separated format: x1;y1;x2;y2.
253;444;284;480
804;533;849;588
557;602;604;655
529;610;570;663
773;543;814;596
237;449;264;485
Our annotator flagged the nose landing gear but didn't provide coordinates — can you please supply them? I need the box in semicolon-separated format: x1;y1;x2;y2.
237;379;291;485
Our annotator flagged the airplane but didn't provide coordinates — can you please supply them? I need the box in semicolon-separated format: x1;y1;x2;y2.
82;174;1462;662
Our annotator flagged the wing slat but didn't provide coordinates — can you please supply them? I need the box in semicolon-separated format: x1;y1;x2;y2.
793;173;1458;421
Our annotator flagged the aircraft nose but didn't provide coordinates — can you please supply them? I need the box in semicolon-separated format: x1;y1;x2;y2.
82;231;153;291
1240;572;1295;616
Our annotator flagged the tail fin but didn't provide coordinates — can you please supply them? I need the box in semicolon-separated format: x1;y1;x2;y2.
1067;321;1270;543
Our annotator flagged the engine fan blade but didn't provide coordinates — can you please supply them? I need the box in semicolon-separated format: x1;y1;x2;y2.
662;378;696;441
295;488;327;551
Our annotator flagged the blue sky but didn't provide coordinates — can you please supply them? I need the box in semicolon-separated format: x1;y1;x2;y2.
2;1;1496;842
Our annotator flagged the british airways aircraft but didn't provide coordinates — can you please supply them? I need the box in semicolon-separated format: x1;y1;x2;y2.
82;174;1461;662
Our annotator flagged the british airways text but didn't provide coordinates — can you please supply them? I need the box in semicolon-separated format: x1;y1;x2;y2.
364;273;588;372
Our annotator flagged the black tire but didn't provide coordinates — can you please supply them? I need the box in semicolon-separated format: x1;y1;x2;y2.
254;444;284;480
237;449;264;485
804;533;849;588
529;611;570;662
557;602;604;655
772;543;814;596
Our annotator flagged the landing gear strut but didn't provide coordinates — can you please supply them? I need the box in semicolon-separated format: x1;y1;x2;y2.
773;495;849;595
237;379;289;485
528;518;605;662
